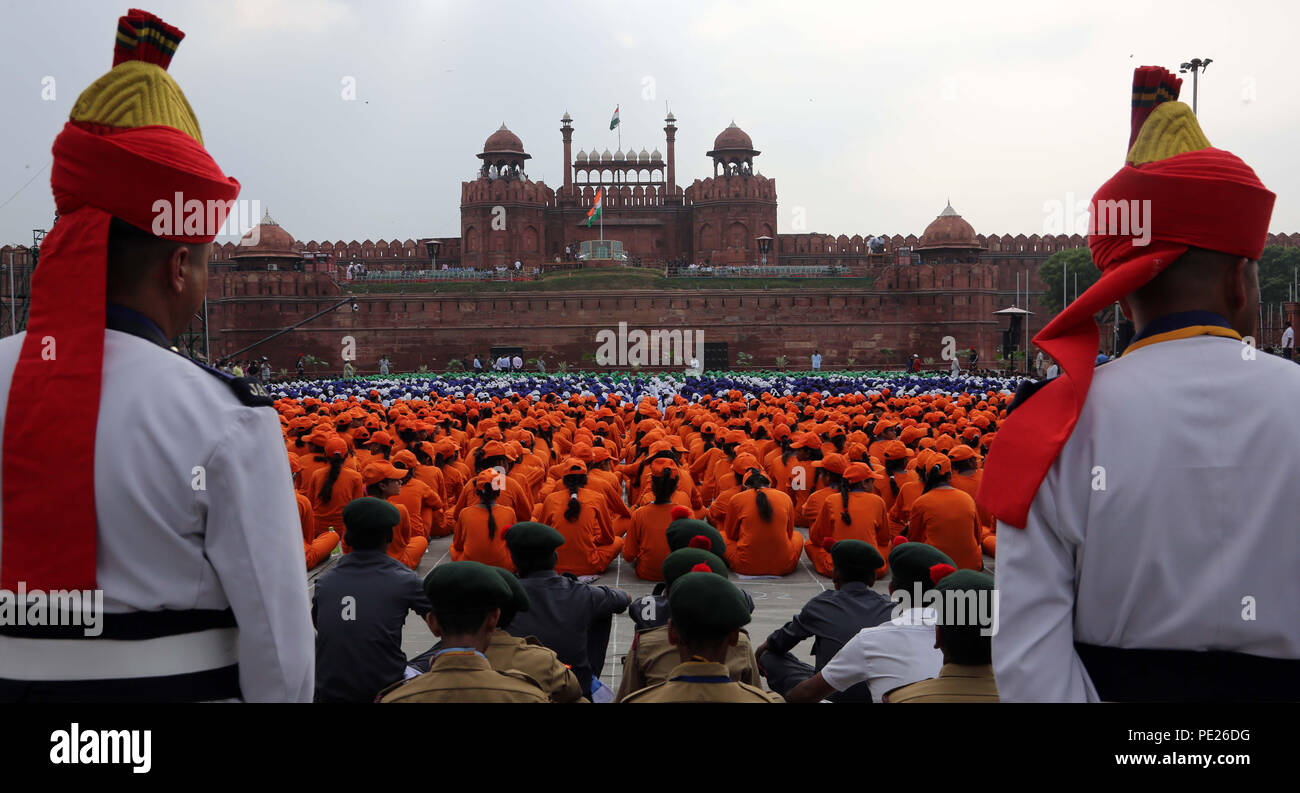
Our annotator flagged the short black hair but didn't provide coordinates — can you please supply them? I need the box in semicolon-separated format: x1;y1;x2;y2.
430;606;493;635
510;549;557;576
344;521;392;552
105;216;206;296
938;624;992;665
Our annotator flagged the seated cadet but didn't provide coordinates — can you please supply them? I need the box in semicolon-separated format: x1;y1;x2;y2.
620;571;783;703
623;467;688;581
785;542;950;703
379;562;548;703
361;461;429;569
625;519;755;630
290;452;338;569
537;459;623;576
886;568;1000;703
616;548;762;701
312;498;432;702
755;540;896;702
723;467;804;576
907;454;983;571
450;469;517;571
806;462;891;576
504;522;631;700
407;567;585;703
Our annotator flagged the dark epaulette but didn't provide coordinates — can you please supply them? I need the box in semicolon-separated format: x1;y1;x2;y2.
188;359;276;407
1003;375;1058;417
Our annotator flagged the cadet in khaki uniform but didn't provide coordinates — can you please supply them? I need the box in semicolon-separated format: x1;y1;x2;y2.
409;566;585;703
617;548;761;701
621;571;782;703
379;561;548;703
887;568;1000;703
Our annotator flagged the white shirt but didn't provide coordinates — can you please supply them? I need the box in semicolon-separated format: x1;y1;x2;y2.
511;356;523;369
0;331;314;701
993;334;1300;702
819;608;943;700
1045;363;1059;379
1282;326;1294;348
811;354;822;369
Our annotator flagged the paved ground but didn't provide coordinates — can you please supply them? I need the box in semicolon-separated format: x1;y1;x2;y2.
309;530;994;697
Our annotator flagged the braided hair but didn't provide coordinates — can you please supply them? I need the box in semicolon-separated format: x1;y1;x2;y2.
563;472;587;522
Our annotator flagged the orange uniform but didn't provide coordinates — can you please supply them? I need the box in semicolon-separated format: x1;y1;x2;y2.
723;488;804;576
908;487;983;571
297;491;338;569
537;490;623;576
451;502;518;572
623;502;677;581
309;465;364;536
392;478;443;538
806;491;890;576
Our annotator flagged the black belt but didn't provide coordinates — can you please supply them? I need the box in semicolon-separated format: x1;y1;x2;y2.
1075;643;1300;702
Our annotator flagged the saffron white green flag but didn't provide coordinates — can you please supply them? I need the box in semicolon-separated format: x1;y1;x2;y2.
586;187;604;227
609;105;619;130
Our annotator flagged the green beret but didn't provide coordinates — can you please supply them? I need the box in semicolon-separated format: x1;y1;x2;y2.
933;569;994;593
341;497;400;531
423;561;513;611
665;519;726;556
888;542;955;591
828;539;884;577
668;572;751;636
661;548;728;593
504;521;565;553
494;567;531;615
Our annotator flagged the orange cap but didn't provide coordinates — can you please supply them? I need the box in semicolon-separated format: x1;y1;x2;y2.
325;437;348;459
819;453;849;475
731;453;760;475
287;452;302;474
842;462;875;484
362;461;407;486
650;457;678;476
562;458;588;475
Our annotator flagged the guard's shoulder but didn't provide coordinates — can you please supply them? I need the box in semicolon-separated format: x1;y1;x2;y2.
498;667;548;693
1003;375;1058;417
186;359;276;408
618;681;669;702
734;681;784;702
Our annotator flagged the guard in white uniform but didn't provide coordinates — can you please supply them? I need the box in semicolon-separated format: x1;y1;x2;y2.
0;10;312;701
979;66;1299;702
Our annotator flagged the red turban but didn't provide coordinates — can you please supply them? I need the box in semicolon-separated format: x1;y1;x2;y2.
979;68;1275;529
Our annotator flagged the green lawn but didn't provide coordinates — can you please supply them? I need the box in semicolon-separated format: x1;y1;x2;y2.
345;269;875;293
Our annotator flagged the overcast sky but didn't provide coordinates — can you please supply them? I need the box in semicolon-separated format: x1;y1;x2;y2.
1;0;1296;247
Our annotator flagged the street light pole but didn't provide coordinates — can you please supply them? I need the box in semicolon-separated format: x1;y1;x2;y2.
1179;58;1213;114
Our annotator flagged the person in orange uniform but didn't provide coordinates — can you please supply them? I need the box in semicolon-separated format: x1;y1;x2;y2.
806;462;890;576
361;461;429;569
451;469;518;572
723;466;804;576
945;444;995;556
889;449;936;537
624;461;686;581
537;459;623;576
310;436;365;537
876;440;916;520
907;454;983;571
390;449;443;539
800;453;848;529
290;453;338;569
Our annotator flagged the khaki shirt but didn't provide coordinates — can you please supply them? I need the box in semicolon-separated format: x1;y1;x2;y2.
379;650;549;703
886;663;1000;703
616;628;761;701
485;630;585;703
621;662;783;703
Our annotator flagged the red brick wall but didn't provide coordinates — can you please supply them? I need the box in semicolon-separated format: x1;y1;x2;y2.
204;269;1016;374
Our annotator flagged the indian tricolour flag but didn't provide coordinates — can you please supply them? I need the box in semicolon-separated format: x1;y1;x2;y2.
586;187;604;227
609;105;620;130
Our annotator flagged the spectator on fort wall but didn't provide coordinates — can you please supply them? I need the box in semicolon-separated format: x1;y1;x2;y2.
811;350;822;371
473;355;482;374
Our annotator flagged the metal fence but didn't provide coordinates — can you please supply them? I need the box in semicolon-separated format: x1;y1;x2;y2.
667;265;854;278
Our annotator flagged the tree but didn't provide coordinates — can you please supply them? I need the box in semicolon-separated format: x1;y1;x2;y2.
1037;248;1099;316
1258;245;1300;305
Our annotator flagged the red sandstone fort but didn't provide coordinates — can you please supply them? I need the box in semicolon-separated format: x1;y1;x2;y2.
3;113;1296;373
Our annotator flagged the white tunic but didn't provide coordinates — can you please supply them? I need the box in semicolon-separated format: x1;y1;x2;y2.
0;330;314;701
993;334;1300;701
